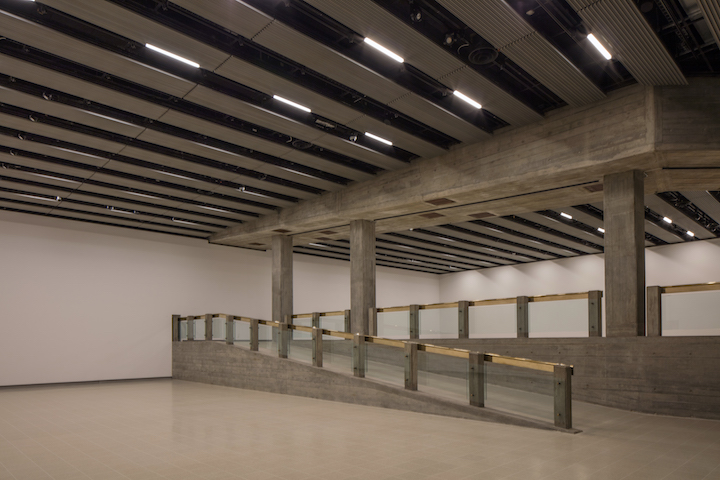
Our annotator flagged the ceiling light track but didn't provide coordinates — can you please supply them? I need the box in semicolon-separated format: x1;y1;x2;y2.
470;219;588;255
0;40;382;176
645;206;698;241
0;4;418;163
437;224;559;259
656;192;720;236
571;204;667;246
502;215;603;251
537;210;605;239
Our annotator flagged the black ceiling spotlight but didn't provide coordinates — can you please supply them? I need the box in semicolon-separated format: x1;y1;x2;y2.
349;133;358;142
410;8;423;23
443;32;458;46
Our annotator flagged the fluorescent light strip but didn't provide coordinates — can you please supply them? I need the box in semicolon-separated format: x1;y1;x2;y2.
172;218;200;226
587;34;612;60
17;193;60;202
127;191;160;200
452;90;482;109
53;147;104;160
193;143;242;157
239;187;271;199
364;132;393;146
308;243;329;248
273;95;311;113
28;173;80;184
560;212;573;220
686;231;695;237
279;167;319;179
598;227;605;233
200;206;230;214
109;207;134;215
437;237;455;243
145;44;200;68
82;110;137;127
363;38;404;63
662;216;673;224
154;170;197;182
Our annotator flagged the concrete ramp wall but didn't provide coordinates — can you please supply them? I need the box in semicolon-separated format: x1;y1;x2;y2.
172;341;570;432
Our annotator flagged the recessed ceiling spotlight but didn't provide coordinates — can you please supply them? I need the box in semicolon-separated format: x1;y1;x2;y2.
363;38;404;63
587;33;612;60
410;8;422;23
443;32;457;46
145;44;200;68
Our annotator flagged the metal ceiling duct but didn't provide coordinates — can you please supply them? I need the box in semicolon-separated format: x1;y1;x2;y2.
696;0;720;47
437;0;605;107
566;0;687;85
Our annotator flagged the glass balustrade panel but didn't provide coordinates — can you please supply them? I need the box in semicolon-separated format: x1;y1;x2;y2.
211;317;225;340
469;304;516;338
365;342;405;387
179;320;187;341
377;311;409;339
484;362;554;423
234;320;251;349
417;351;467;403
321;335;352;374
528;300;588;338
257;324;276;354
419;307;458;339
320;314;345;332
662;290;720;336
288;317;313;364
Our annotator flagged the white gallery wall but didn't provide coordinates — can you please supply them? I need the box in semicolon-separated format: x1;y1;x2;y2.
0;211;438;387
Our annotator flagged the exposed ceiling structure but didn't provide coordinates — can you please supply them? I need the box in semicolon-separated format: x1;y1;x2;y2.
0;0;718;274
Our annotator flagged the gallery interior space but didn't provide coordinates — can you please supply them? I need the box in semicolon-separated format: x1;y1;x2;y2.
1;0;719;478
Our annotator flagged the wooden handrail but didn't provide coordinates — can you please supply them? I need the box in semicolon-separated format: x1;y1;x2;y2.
659;282;720;294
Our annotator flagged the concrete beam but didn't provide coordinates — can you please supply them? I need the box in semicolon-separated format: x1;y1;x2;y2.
350;220;375;335
604;170;646;337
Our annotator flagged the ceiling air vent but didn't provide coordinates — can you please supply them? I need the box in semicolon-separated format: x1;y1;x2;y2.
425;198;455;206
420;212;445;219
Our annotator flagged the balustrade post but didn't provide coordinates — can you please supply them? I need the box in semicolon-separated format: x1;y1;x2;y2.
344;309;351;333
250;319;259;351
352;334;366;378
516;296;529;338
404;342;418;391
647;286;663;336
187;317;195;341
204;313;213;341
554;365;573;429
468;352;485;407
368;307;377;337
409;305;420;339
278;318;289;358
458;301;469;339
312;327;323;367
225;315;234;345
588;291;603;337
172;315;180;342
311;312;320;329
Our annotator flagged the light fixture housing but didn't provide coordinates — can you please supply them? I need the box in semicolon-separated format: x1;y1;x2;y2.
587;33;612;60
363;38;404;63
272;95;311;113
364;132;393;146
453;90;482;109
145;44;200;68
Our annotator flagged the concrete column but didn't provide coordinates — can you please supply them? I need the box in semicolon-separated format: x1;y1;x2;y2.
187;317;195;341
368;308;377;336
344;309;351;333
404;342;418;390
458;301;469;339
588;291;603;337
554;365;573;429
272;235;293;325
250;319;259;351
312;327;323;367
204;313;213;341
468;352;485;407
352;334;366;377
172;314;180;341
647;286;663;336
409;305;420;339
350;220;375;335
604;170;646;337
516;296;529;338
311;312;320;329
225;316;235;345
278;322;289;358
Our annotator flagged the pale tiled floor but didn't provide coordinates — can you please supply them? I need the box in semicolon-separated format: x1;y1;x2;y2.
1;379;719;480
